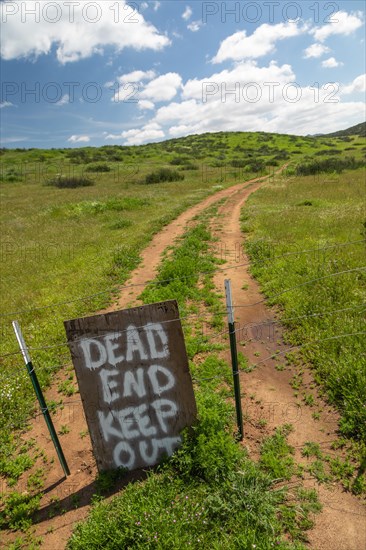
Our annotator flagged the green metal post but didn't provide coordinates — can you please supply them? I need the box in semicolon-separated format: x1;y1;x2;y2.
224;280;243;441
12;321;70;477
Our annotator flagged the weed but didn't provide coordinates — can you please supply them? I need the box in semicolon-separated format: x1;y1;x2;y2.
275;364;286;371
301;442;322;459
145;168;184;184
303;394;315;407
27;469;45;490
260;427;295;480
307;460;330;483
59;425;70;435
58;380;77;397
0;447;35;487
95;467;128;495
46;175;93;188
237;351;248;371
290;375;303;391
0;492;42;531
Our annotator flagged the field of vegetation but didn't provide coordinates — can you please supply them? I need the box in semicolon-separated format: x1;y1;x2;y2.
242;163;366;491
0;127;365;547
242;167;365;434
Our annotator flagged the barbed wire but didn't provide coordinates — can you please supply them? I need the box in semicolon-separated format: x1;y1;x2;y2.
233;267;366;309
5;329;360;426
1;239;364;318
1;330;364;432
1;286;365;360
192;331;366;385
232;305;365;333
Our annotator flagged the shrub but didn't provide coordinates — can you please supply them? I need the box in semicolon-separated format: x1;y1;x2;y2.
145;168;184;184
169;156;189;165
245;159;266;172
274;151;290;160
85;163;111;173
46;175;94;188
296;156;364;176
0;168;22;183
65;149;90;164
181;163;198;171
231;159;246;168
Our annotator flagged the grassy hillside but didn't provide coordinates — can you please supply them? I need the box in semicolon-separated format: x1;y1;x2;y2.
325;121;366;137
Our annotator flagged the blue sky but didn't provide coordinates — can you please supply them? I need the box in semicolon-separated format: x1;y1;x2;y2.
0;0;365;148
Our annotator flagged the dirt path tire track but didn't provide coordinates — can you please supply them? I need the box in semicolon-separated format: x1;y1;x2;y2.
104;171;275;310
212;177;366;550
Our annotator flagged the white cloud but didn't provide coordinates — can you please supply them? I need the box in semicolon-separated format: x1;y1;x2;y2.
56;94;70;106
117;70;156;84
1;136;27;144
169;124;192;137
303;43;330;58
140;72;182;102
0;1;170;63
142;60;364;140
182;60;295;100
312;10;363;42
153;1;161;11
68;135;90;143
342;74;366;94
110;70;156;103
322;57;343;68
213;22;305;63
140;2;149;11
182;6;192;21
138;99;155;110
188;20;203;32
111;71;182;104
0;101;14;109
106;122;164;145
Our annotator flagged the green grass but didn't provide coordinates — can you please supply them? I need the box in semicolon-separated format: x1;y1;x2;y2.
241;162;366;489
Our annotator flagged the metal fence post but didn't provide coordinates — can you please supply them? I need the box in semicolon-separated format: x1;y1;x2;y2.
224;280;244;441
12;321;70;477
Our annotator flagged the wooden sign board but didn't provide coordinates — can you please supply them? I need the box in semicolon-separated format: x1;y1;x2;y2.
64;300;197;472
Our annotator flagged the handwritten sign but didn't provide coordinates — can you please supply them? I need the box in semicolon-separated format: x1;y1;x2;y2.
64;300;197;472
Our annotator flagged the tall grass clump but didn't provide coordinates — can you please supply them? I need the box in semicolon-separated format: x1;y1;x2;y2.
296;156;365;175
145;168;184;184
46;175;94;188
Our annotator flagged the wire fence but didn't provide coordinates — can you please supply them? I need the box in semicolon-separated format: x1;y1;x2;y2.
1;253;365;358
2;325;365;433
1;303;365;367
1;238;364;318
1;230;365;453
